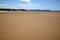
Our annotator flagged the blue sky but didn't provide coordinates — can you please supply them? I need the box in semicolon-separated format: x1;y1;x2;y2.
0;0;60;10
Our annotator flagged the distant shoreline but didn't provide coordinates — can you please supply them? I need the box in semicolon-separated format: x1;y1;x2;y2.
0;11;60;12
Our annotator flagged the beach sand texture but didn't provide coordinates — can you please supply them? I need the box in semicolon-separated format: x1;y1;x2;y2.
0;11;60;40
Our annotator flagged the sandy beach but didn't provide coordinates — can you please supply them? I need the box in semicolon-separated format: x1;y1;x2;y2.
0;11;60;40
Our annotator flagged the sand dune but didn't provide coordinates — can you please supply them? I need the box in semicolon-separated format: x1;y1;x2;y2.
0;11;60;40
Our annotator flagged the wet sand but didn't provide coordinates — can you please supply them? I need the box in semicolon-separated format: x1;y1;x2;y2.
0;11;60;40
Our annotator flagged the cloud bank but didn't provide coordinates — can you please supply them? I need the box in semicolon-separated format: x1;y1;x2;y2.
17;3;40;9
17;0;40;9
20;0;30;2
0;4;8;6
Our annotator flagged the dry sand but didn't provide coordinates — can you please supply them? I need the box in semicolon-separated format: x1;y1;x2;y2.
0;11;60;40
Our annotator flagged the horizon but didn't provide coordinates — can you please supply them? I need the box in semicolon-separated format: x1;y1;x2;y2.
0;0;60;11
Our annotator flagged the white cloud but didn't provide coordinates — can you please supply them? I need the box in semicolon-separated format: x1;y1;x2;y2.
28;3;40;6
17;4;27;9
18;0;40;9
0;4;8;6
20;0;30;2
16;2;40;9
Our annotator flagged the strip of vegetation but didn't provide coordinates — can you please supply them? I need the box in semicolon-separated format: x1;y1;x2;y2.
0;8;60;12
